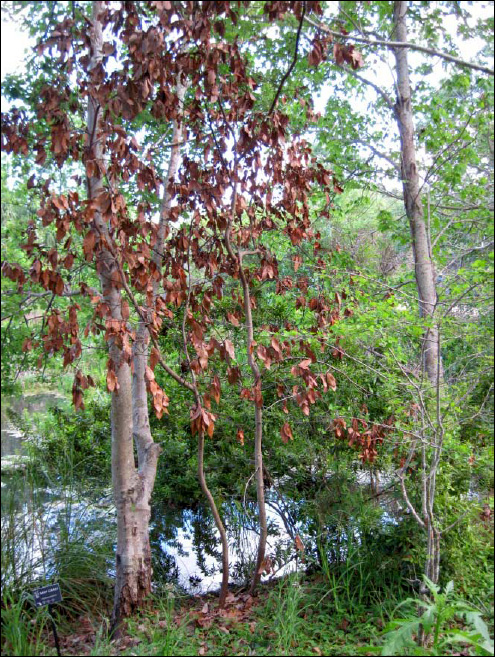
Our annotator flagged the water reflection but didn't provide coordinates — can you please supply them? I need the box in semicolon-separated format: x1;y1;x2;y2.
2;393;404;596
150;496;307;594
1;392;67;459
3;475;403;596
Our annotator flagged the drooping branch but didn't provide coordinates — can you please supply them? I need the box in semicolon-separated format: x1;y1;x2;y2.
305;15;495;76
101;238;196;393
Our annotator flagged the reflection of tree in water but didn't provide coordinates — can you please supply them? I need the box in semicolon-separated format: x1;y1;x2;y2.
149;476;405;591
224;497;303;584
150;502;222;587
224;500;259;584
150;502;182;586
191;505;220;578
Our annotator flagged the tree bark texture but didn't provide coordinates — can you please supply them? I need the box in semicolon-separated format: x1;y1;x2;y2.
392;0;443;388
393;15;444;646
132;79;186;478
87;1;159;627
130;79;188;564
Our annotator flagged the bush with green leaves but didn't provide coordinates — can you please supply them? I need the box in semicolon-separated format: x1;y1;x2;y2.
29;396;111;480
371;577;494;656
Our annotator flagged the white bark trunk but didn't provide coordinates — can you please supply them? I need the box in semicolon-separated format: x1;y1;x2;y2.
393;9;443;648
392;0;443;388
87;1;158;626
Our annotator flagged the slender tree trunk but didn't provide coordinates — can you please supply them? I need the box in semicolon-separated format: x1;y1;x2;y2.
392;6;444;647
239;264;267;595
181;210;230;606
224;186;267;595
392;0;443;389
250;402;267;593
392;0;442;586
197;432;230;606
86;1;159;627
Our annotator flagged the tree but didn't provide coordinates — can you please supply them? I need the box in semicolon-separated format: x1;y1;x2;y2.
299;1;493;643
2;0;347;624
2;2;492;642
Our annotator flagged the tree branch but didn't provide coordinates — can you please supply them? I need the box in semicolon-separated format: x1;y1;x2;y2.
268;1;307;115
305;15;495;76
334;62;396;114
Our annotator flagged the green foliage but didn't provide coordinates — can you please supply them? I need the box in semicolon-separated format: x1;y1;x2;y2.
1;168;38;393
315;511;419;613
0;2;493;653
439;501;494;614
28;396;112;480
375;577;494;656
1;590;49;657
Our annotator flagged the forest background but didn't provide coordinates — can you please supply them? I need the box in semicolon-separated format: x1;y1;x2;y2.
1;1;493;655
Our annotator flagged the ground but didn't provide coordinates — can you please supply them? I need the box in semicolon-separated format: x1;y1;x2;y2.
38;577;385;656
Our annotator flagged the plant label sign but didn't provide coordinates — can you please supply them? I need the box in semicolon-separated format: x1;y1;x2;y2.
33;584;62;608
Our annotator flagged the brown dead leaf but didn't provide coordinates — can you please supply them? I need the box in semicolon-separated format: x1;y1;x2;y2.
225;592;238;604
227;312;240;327
243;594;254;608
224;339;235;360
280;421;294;444
257;556;273;575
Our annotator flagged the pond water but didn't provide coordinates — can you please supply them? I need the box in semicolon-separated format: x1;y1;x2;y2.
1;391;403;595
1;392;305;593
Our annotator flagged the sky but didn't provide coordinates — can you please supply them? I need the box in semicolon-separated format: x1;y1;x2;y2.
1;12;31;80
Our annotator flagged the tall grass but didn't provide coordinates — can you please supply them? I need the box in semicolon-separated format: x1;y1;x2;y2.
318;536;373;611
1;590;48;657
267;572;305;654
2;458;114;655
1;467;47;593
314;526;405;618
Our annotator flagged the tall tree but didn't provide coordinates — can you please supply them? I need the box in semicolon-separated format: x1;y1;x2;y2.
2;0;340;622
392;0;442;387
299;2;493;635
